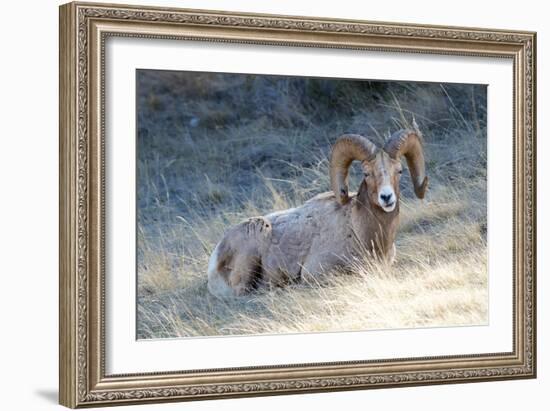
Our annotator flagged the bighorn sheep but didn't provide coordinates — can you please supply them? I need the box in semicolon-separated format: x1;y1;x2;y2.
207;124;428;297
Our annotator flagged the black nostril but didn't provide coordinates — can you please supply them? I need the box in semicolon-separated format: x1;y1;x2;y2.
380;194;392;203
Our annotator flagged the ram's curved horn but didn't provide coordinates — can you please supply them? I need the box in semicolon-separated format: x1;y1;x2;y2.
330;134;378;205
383;121;428;199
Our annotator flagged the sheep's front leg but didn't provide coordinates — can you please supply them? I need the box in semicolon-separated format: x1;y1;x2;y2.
386;242;396;265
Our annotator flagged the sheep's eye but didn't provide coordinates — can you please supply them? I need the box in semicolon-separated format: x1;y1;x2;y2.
364;173;370;178
398;170;403;174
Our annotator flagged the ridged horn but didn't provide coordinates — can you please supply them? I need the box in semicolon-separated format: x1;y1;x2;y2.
383;121;428;199
330;134;378;205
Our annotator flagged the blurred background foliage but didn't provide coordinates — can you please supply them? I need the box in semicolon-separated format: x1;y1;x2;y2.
137;70;486;228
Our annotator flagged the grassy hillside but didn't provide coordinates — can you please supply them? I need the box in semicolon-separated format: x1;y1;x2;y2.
136;70;487;339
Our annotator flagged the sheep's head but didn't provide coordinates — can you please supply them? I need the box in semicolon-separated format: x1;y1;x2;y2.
330;123;428;212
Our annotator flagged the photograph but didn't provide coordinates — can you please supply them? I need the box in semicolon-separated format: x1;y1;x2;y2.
135;70;488;339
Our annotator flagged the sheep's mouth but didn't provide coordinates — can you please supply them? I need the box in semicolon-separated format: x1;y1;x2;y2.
381;201;396;212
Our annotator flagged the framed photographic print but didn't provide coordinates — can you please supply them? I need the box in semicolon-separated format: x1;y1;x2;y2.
59;1;537;408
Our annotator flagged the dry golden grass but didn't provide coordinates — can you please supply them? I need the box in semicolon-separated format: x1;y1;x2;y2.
137;176;487;339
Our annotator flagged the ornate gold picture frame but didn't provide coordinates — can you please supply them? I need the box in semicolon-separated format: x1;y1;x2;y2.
59;1;536;408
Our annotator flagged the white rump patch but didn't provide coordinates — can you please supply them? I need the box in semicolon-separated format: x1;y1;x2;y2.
207;243;237;298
